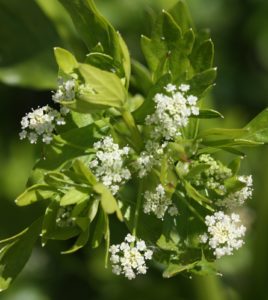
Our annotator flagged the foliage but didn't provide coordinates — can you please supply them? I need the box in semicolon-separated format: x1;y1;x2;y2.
1;0;268;291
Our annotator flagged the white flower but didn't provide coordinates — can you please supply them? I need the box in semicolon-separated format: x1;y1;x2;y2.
143;184;174;219
168;205;179;217
218;175;253;209
200;211;246;259
52;78;76;103
19;105;66;144
90;137;131;195
109;234;153;280
145;83;199;141
134;141;167;178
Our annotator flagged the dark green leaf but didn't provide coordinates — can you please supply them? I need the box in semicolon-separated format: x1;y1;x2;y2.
0;218;42;291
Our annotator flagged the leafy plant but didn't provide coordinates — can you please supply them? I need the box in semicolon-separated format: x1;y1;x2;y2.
1;0;268;290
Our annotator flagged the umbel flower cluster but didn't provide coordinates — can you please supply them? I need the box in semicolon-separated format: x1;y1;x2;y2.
109;234;153;280
200;212;246;258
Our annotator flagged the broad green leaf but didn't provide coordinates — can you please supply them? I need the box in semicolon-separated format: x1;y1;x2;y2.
191;39;214;72
85;52;119;73
224;177;246;193
65;63;127;112
88;199;100;222
72;160;97;186
0;0;60;89
118;32;131;87
0;218;42;292
189;68;217;97
58;0;121;60
15;184;55;206
54;47;78;74
185;164;210;180
202;139;263;148
242;108;268;143
168;1;193;34
41;200;59;245
61;226;90;254
60;188;89;206
156;235;179;253
94;183;123;220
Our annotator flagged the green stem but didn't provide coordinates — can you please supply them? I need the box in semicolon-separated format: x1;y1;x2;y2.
132;180;144;237
121;109;143;152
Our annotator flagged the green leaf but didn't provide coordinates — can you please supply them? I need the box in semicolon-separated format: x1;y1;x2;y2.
72;160;97;186
156;235;179;252
189;68;217;97
184;164;210;180
60;188;89;206
191;109;224;119
91;208;107;248
163;262;197;278
0;218;42;292
199;128;249;139
54;47;78;74
15;184;55;206
168;1;193;34
242;108;268;143
58;0;120;59
61;226;90;254
184;181;214;210
93;183;123;221
191;39;214;72
131;59;152;95
65;63;127;112
228;157;241;174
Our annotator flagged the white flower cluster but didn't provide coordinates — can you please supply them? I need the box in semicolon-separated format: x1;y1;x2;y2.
56;206;74;228
218;175;253;209
52;77;77;103
90;137;131;195
145;83;199;141
200;211;246;259
19;105;68;144
109;234;153;280
143;184;178;219
135;141;167;178
192;154;232;193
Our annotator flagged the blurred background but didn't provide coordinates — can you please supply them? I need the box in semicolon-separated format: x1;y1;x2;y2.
0;0;268;299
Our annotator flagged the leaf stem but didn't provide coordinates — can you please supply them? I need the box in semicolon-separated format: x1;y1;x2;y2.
121;109;143;152
132;180;144;237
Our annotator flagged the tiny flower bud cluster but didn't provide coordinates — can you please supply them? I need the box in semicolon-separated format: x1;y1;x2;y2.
56;206;74;228
109;234;153;280
218;175;253;209
52;77;77;103
135;141;167;178
90;137;131;195
19;105;67;144
200;211;246;259
191;154;232;193
145;83;199;141
143;184;178;219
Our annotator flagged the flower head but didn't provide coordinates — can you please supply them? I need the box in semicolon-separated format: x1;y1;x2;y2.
109;234;153;280
200;211;246;259
90;137;131;195
19;105;67;144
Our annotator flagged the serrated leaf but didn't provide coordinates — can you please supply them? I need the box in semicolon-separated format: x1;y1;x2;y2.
168;1;193;34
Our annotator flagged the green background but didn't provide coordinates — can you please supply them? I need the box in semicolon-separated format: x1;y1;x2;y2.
0;0;268;299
